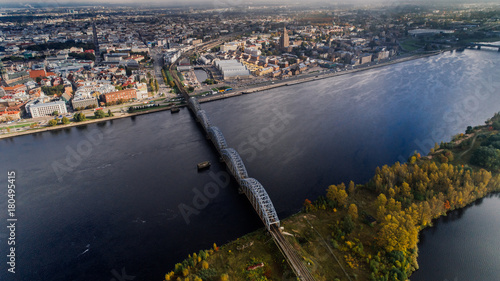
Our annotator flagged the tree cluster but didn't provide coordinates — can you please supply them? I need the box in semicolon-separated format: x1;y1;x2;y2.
42;85;66;96
73;112;87;122
68;52;95;61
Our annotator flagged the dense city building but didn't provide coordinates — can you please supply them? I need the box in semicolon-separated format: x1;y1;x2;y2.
103;89;137;103
214;60;251;80
27;100;67;118
72;96;99;109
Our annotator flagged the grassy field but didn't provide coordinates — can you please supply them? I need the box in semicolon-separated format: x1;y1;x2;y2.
6;122;37;129
400;39;424;51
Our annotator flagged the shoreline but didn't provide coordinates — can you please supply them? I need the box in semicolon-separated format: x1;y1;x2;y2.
198;51;442;103
0;104;186;140
0;51;441;140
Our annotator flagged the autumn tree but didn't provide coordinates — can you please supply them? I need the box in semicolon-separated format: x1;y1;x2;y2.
348;181;355;194
303;199;314;212
348;203;358;220
401;182;412;199
48;119;58;126
326;183;348;207
376;205;386;221
377;213;418;252
376;193;387;207
410;156;416;164
165;271;174;280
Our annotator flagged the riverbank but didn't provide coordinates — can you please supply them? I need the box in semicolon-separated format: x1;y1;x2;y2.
163;113;500;281
197;51;442;104
0;51;440;140
0;104;186;140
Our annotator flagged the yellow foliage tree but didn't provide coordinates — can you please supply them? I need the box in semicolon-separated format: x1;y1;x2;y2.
348;181;355;194
348;203;358;220
376;193;387;207
182;268;189;277
377;205;386;221
192;253;198;266
201;260;209;270
326;184;348;207
377;212;418;252
220;273;229;281
388;187;396;198
410;156;416;164
402;182;412;198
165;271;174;281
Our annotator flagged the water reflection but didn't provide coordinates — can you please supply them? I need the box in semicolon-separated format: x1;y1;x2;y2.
75;124;88;130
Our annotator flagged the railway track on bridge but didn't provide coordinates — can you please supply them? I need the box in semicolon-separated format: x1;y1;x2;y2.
270;225;316;281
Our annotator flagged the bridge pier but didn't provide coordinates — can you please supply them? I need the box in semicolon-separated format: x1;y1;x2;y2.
477;45;481;50
498;47;500;52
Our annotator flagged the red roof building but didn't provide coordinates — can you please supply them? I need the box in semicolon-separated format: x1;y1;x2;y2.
103;89;137;103
0;106;21;121
29;69;47;79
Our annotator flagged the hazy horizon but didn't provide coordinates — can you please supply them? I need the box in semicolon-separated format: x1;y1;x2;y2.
0;0;499;9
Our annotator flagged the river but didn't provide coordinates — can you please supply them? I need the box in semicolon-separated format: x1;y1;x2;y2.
1;48;499;280
411;193;500;281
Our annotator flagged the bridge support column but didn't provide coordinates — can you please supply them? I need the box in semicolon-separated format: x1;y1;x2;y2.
477;46;481;50
498;47;500;52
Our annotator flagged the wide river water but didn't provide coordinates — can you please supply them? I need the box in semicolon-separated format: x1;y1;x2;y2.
1;48;500;280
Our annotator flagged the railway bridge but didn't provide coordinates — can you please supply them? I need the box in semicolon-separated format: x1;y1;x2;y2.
173;65;315;280
468;43;500;52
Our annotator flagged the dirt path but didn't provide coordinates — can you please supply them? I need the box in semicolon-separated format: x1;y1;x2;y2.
459;134;479;159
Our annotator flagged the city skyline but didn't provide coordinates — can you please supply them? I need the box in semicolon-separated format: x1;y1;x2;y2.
0;0;497;8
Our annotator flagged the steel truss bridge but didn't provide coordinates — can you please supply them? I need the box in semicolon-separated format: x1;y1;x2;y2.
189;97;279;231
185;95;315;280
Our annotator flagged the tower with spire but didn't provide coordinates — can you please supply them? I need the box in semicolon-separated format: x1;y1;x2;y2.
0;61;7;83
279;26;289;50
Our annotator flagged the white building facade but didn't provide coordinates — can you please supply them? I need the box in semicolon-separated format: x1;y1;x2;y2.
29;100;68;118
